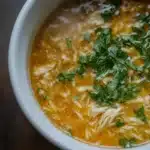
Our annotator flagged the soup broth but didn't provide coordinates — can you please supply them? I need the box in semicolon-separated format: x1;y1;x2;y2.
30;0;150;148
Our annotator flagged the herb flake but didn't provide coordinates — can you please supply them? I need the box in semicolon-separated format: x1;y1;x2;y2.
119;137;136;148
66;38;72;49
134;106;147;123
100;0;121;21
116;119;125;127
58;71;75;82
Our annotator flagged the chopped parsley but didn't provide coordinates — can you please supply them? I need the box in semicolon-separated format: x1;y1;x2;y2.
132;21;145;33
37;88;41;93
100;0;121;21
119;137;136;148
58;28;141;105
101;4;116;21
116;119;125;127
137;13;150;26
78;55;89;65
57;8;150;106
119;14;150;71
90;83;139;105
76;64;86;76
134;106;147;123
43;95;49;100
66;38;72;49
58;71;75;82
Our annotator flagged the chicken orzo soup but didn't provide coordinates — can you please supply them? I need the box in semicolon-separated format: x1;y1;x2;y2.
30;0;150;148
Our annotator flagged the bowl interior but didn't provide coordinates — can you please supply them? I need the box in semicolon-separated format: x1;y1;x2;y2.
9;0;150;150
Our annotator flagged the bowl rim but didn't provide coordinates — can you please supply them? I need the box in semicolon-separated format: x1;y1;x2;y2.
8;0;150;150
8;0;68;150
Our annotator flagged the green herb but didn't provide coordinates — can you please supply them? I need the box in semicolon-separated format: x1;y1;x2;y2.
101;4;116;21
43;95;48;100
118;33;143;54
95;27;101;34
134;106;147;123
117;28;150;83
76;64;86;76
144;69;150;81
83;32;91;42
118;84;140;102
90;82;139;105
119;137;136;148
89;31;140;105
91;28;115;78
100;0;121;21
116;119;125;127
59;28;141;105
90;68;127;105
132;21;145;33
94;28;112;51
57;0;150;108
137;13;150;26
37;88;41;93
66;38;72;49
119;15;150;69
57;71;75;82
78;55;89;65
76;55;89;75
73;96;79;101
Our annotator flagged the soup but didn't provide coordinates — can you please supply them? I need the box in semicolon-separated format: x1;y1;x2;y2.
30;0;150;148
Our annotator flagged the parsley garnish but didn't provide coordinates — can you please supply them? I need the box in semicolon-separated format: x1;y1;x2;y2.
43;95;48;100
100;0;121;21
58;28;141;105
76;64;86;76
101;4;116;21
134;106;147;123
119;14;150;64
116;119;125;127
37;88;41;93
137;13;150;26
90;83;139;105
78;55;89;65
66;38;72;49
119;137;136;148
117;15;150;83
58;71;75;82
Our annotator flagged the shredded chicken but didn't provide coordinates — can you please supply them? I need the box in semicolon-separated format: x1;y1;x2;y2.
124;117;144;126
77;86;93;92
98;107;122;130
90;105;108;117
34;64;56;76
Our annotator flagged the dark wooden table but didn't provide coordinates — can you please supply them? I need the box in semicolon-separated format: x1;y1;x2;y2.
0;0;59;150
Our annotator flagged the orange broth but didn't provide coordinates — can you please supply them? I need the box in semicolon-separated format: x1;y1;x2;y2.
30;0;150;147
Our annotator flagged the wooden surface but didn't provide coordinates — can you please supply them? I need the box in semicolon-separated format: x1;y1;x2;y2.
0;0;59;150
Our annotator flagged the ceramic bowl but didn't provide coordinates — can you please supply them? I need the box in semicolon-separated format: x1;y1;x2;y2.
8;0;150;150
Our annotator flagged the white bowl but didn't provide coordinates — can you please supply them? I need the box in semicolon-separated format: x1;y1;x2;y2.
8;0;150;150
